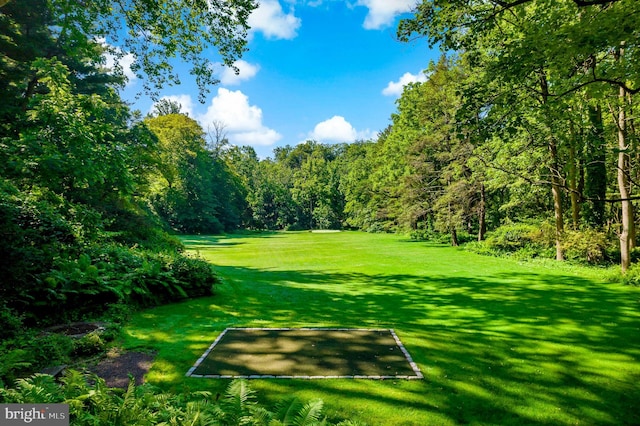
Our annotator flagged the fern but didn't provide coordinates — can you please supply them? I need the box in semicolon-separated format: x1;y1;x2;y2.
221;379;258;425
294;399;325;426
0;372;357;426
0;348;33;385
0;374;60;403
273;397;305;425
250;406;273;425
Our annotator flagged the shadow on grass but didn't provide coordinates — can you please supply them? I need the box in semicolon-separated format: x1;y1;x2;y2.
127;237;640;425
190;329;420;378
203;265;640;425
180;232;282;250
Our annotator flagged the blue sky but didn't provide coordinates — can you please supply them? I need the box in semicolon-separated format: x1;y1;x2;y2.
118;0;438;158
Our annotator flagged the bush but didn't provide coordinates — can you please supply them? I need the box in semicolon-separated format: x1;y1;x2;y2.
475;222;618;265
366;222;387;234
102;200;185;252
622;264;640;286
0;304;24;340
480;221;556;260
0;183;78;317
32;333;75;368
463;240;500;256
416;230;476;245
562;229;612;264
485;222;547;251
0;349;32;388
72;331;105;357
0;332;74;385
38;244;219;317
170;254;219;298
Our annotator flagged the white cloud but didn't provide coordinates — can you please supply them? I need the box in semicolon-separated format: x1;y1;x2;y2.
98;38;137;87
248;0;301;40
310;116;357;142
356;128;379;141
214;59;260;86
356;0;414;30
233;129;282;146
382;71;428;96
307;116;377;143
199;88;282;146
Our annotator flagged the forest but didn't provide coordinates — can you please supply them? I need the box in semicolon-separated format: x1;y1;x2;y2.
1;0;639;423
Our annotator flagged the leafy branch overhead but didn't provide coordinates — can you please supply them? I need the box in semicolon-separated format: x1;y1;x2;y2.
1;0;258;100
490;0;622;8
399;0;639;97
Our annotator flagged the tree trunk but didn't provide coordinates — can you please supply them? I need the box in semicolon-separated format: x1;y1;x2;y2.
628;91;636;251
451;228;459;246
539;69;564;260
478;182;486;241
618;84;632;273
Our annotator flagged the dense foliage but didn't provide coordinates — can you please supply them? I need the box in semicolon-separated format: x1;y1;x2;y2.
1;0;639;422
1;373;360;425
0;0;246;385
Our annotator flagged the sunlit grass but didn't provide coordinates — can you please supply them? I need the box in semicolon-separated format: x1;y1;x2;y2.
123;231;640;425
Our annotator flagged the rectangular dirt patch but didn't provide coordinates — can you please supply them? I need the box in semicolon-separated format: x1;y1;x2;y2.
187;328;423;379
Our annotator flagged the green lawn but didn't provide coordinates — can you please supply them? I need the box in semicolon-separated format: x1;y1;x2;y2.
122;231;640;425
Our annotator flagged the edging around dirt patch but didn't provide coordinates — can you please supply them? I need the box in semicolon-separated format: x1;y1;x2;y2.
187;327;423;380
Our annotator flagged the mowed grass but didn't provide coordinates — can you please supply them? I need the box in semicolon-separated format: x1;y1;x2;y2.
123;231;640;425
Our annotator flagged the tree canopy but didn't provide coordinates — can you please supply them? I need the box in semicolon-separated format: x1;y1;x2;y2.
0;0;258;100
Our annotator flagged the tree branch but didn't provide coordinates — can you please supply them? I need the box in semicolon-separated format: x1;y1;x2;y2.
491;0;619;9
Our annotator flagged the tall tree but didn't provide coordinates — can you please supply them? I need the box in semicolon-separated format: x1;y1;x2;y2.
337;141;377;230
372;56;482;242
4;58;141;206
145;114;223;233
399;0;640;267
0;0;120;138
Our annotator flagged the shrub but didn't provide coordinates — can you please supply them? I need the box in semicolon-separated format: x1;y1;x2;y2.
485;222;545;251
72;331;105;357
409;228;440;242
0;349;33;388
39;244;219;315
481;221;556;260
0;332;74;385
622;264;640;286
562;229;612;264
170;254;219;298
0;303;24;340
103;200;185;252
32;333;75;368
366;222;387;234
463;241;500;256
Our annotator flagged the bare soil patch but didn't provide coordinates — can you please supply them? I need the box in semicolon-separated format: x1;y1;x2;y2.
90;349;155;388
188;328;422;379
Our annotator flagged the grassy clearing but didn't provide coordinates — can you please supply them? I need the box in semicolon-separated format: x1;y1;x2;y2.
122;231;640;425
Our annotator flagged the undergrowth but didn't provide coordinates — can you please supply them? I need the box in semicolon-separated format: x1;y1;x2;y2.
0;371;363;426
